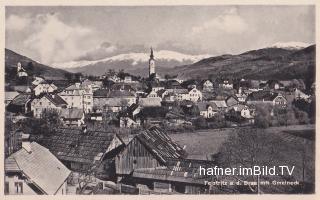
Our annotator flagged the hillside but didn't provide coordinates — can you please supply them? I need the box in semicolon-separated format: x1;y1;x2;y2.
168;45;315;88
5;49;72;84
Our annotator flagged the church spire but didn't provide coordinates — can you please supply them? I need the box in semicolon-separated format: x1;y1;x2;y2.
150;47;154;59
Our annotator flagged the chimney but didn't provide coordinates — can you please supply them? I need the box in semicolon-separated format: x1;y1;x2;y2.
22;134;32;153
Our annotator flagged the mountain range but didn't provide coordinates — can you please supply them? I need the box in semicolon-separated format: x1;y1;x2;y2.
52;50;212;77
5;41;315;89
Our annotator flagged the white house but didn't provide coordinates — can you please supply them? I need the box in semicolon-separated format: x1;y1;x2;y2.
219;80;233;89
5;141;71;195
202;80;214;91
32;76;45;86
31;94;67;118
59;83;84;109
188;87;203;102
33;82;58;96
16;62;28;77
197;102;219;118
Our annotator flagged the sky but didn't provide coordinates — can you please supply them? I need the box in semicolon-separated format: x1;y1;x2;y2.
5;6;315;66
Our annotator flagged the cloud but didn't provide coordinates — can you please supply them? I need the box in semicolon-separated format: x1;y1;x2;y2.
191;8;248;35
6;14;31;31
21;13;99;65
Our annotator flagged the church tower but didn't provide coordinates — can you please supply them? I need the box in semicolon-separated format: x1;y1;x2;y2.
149;47;155;77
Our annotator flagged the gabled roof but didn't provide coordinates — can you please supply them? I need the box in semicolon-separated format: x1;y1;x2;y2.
44;94;67;106
197;102;219;111
138;97;162;107
209;100;227;108
135;127;187;163
10;93;32;106
12;85;31;93
5;142;71;195
37;127;121;164
93;89;135;98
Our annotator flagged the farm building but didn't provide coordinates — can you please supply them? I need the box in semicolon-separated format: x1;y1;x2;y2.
115;127;187;177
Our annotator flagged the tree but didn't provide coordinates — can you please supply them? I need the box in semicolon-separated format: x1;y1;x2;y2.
254;104;272;128
193;116;207;129
41;109;62;134
216;128;309;193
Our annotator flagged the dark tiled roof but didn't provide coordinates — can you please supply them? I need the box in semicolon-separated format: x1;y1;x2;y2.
93;89;135;98
45;94;67;106
10;94;31;106
111;83;136;91
136;127;187;163
36;128;119;164
197;102;218;111
246;91;284;101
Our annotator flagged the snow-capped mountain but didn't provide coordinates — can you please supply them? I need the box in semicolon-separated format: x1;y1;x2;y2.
269;42;311;50
52;50;212;76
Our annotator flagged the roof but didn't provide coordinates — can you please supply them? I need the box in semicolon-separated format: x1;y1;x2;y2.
246;91;285;101
44;94;67;106
93;89;135;98
209;100;227;108
10;93;31;106
156;89;167;97
60;108;83;119
5;142;71;194
37;127;119;164
175;89;189;94
139;97;162;107
135;127;187;163
111;83;136;91
197;102;218;111
5;91;20;100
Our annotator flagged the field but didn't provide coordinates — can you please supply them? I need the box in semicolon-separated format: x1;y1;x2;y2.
169;125;315;160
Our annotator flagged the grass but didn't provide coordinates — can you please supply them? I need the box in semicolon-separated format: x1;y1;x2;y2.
169;124;315;160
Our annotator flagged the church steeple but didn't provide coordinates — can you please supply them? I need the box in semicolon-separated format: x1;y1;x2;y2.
150;47;154;59
149;47;155;77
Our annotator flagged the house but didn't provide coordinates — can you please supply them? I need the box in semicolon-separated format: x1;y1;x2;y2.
219;80;233;89
93;89;136;113
209;100;227;112
267;80;284;90
60;108;84;126
5;130;24;157
147;90;158;98
294;88;310;101
150;81;165;92
246;91;287;106
165;110;189;125
33;82;58;96
5;91;20;106
225;96;238;107
226;104;255;124
188;87;203;102
36;127;125;173
132;158;216;194
197;102;219;118
157;89;169;99
5;141;71;195
115;127;187;177
83;87;94;113
174;89;190;101
6;94;32;114
16;62;28;77
235;89;247;103
201;80;214;92
58;83;84;109
111;83;136;92
31;94;67;118
119;117;141;128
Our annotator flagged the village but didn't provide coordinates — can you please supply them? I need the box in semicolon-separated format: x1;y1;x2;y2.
4;48;315;195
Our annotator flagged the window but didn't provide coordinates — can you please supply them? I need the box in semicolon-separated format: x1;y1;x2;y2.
14;182;23;194
39;102;42;106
